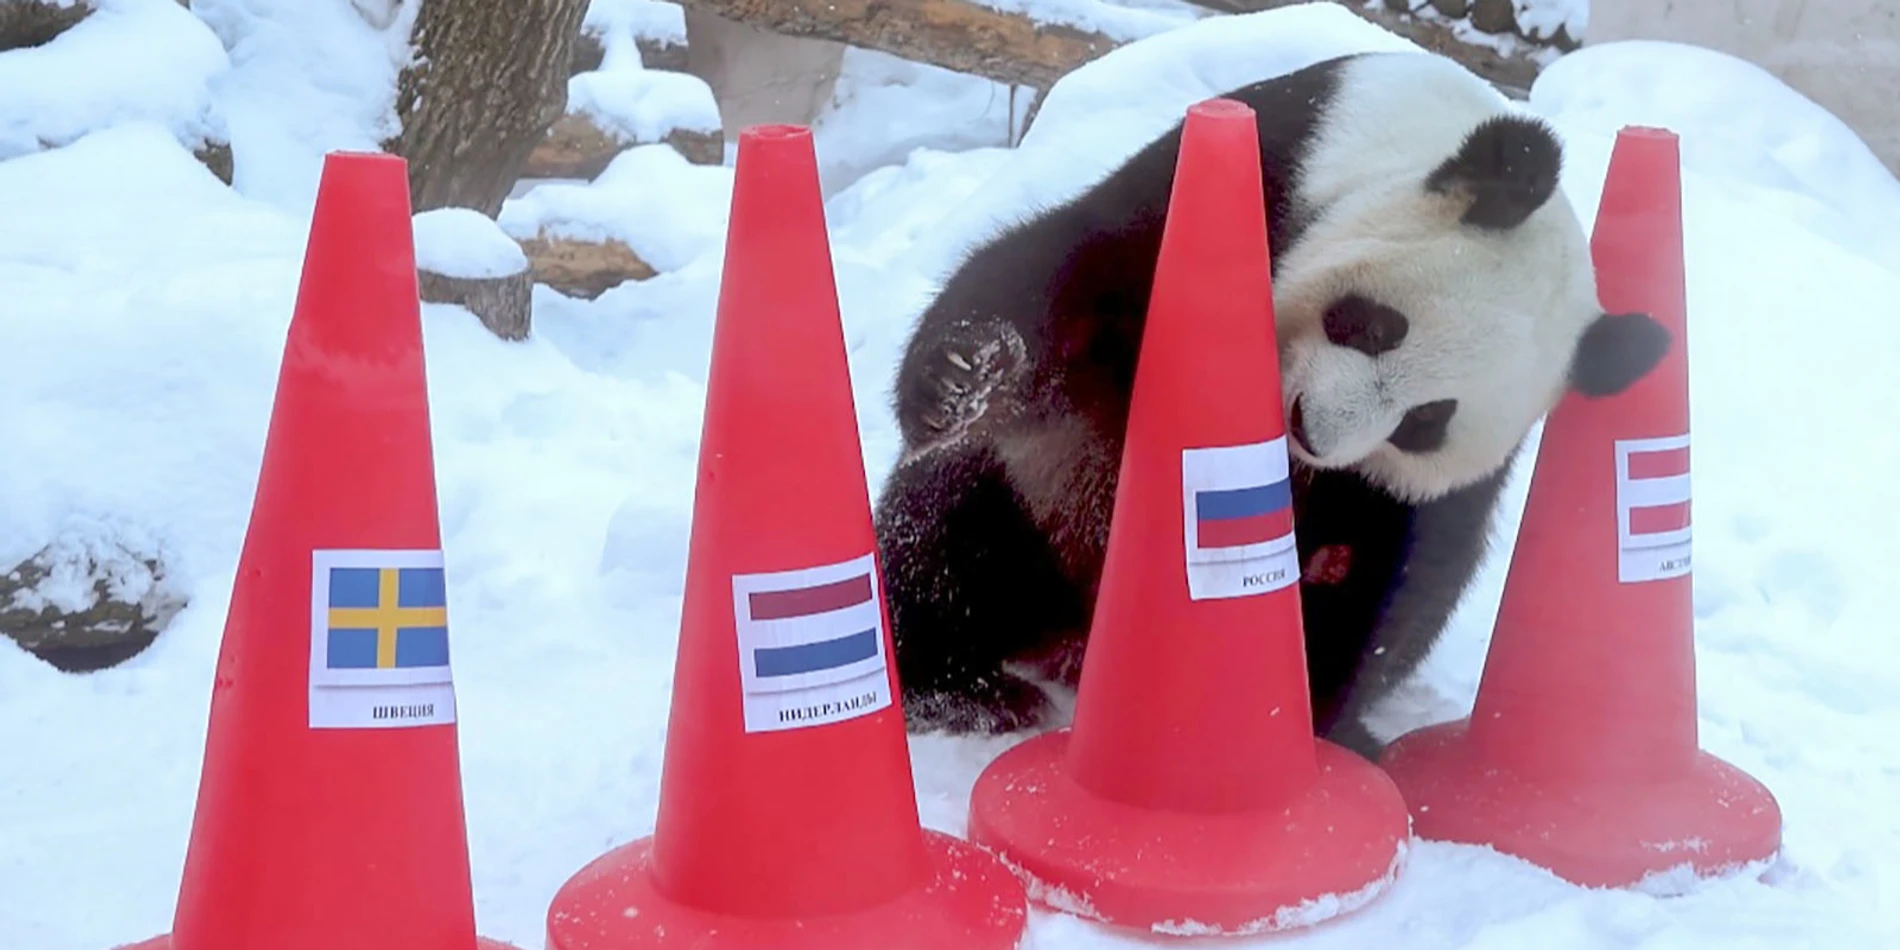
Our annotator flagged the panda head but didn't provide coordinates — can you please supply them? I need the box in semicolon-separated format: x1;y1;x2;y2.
1269;53;1672;504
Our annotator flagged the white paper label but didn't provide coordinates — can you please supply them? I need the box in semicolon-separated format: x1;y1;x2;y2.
1181;437;1301;600
1614;434;1693;583
731;551;893;733
308;548;457;729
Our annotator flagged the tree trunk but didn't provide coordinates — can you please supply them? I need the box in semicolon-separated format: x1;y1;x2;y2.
420;267;534;341
388;0;593;216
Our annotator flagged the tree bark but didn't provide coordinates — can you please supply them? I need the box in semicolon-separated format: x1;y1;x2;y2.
0;0;96;53
388;0;593;216
672;0;1119;90
420;267;534;341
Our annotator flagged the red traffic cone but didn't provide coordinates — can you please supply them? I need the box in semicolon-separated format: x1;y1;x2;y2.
964;98;1411;936
542;124;1029;950
113;152;523;950
1376;126;1782;889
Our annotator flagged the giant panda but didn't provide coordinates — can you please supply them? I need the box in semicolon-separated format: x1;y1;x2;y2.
869;50;1673;759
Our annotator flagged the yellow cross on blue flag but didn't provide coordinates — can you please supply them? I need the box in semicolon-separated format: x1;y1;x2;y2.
308;548;457;730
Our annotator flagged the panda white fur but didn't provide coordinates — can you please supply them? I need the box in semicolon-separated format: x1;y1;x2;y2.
870;50;1673;758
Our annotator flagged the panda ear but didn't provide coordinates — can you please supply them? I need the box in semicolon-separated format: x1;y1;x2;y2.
1425;114;1563;231
1569;311;1672;397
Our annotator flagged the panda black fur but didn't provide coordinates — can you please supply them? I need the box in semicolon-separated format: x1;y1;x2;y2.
870;50;1673;759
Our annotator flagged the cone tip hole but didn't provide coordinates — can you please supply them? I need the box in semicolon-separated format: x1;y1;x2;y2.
743;123;813;142
1619;125;1680;141
324;149;405;164
1190;98;1256;120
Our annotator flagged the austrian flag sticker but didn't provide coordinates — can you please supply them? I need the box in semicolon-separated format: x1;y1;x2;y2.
1614;434;1692;583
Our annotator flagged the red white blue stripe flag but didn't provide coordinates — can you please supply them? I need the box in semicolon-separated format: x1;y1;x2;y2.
1181;436;1301;600
1614;433;1692;583
731;551;892;733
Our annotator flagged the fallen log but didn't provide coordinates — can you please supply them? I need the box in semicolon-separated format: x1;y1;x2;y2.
1189;0;1551;96
672;0;1119;90
525;111;723;180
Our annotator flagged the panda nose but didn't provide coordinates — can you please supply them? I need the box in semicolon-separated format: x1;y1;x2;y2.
1288;397;1315;456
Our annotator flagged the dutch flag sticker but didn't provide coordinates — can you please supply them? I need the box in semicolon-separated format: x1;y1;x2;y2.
1181;436;1302;600
731;551;893;733
1614;433;1693;583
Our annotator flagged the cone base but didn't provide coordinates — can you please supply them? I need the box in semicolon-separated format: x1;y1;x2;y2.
116;936;526;949
544;828;1028;950
1379;718;1783;891
966;728;1410;936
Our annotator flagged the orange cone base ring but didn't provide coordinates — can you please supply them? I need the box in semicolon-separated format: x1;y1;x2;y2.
967;729;1411;936
544;829;1029;950
117;937;526;949
1379;719;1783;891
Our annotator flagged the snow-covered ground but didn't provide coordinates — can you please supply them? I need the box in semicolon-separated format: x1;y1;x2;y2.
4;1;1899;948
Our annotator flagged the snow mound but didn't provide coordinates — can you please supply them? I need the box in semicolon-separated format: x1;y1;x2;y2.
189;0;419;216
583;0;686;52
498;144;734;274
0;0;229;161
568;67;722;141
414;208;529;280
1532;40;1900;272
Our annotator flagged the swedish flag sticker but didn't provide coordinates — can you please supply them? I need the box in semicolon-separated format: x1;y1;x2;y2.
308;548;457;730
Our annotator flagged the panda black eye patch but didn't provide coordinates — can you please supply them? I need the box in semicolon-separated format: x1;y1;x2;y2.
1388;398;1458;453
1322;295;1410;356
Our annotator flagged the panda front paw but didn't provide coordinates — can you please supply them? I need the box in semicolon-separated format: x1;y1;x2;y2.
909;318;1028;442
900;673;1053;736
1321;715;1387;762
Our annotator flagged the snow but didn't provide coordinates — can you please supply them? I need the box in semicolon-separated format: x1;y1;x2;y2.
4;2;1900;950
1531;39;1900;271
0;0;228;162
566;68;722;142
498;144;734;272
1514;0;1588;42
582;0;687;51
808;48;1022;196
414;208;530;280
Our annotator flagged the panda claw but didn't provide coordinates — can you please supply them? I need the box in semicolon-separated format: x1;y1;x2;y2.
901;676;1053;735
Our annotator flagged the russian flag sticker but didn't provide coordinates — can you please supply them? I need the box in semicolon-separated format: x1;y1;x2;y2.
731;551;893;733
1614;433;1692;583
1181;436;1302;600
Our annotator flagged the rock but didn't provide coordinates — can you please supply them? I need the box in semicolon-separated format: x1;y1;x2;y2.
517;233;657;298
1468;0;1516;34
0;525;185;673
1430;0;1470;19
0;0;96;53
414;207;536;340
194;139;234;185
